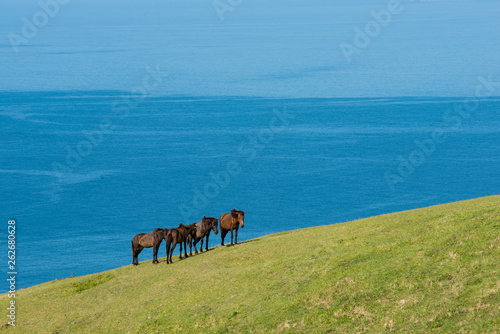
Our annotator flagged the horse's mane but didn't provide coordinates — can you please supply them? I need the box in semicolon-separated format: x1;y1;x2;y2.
231;209;243;217
206;217;218;225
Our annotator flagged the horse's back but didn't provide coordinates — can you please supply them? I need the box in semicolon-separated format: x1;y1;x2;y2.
132;233;145;244
139;233;156;247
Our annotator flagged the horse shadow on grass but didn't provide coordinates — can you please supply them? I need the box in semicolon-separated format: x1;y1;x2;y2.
223;238;260;247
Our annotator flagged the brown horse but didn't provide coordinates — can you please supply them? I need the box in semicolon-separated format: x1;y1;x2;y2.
188;216;219;256
131;228;166;265
220;209;245;246
165;224;196;264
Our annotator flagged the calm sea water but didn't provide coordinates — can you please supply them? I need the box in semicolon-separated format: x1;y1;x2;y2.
0;1;499;290
1;94;499;289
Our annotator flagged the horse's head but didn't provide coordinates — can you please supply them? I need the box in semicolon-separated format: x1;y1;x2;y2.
210;217;219;235
201;216;219;234
231;209;245;228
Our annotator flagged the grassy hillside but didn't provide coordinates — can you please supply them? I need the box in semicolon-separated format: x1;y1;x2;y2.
2;196;499;333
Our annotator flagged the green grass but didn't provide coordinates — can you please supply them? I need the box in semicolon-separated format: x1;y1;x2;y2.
2;195;499;333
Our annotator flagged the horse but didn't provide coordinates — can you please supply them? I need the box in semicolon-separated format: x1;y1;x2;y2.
165;224;196;264
220;209;245;246
131;228;166;265
187;216;219;256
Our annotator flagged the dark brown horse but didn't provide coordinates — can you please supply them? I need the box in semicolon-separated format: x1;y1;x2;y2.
131;228;166;265
187;216;219;256
220;209;245;246
165;224;196;264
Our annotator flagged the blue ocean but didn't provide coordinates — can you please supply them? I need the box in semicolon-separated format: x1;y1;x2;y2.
0;0;499;290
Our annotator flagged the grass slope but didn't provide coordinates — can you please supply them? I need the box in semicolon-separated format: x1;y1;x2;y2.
2;196;499;333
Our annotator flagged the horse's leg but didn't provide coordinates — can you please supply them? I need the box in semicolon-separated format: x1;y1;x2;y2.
135;246;144;265
191;237;196;255
132;243;137;265
170;242;176;263
153;243;159;264
235;227;238;245
167;239;173;264
188;235;192;256
191;236;195;256
221;229;227;246
197;237;202;254
170;243;175;264
194;237;200;254
157;240;163;263
205;234;210;251
230;229;234;245
152;244;156;264
165;241;170;264
166;233;174;264
184;239;189;258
